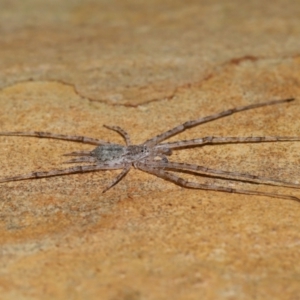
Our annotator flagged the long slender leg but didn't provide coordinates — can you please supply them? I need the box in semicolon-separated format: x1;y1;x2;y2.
103;125;131;146
157;136;300;149
0;131;109;145
143;161;300;189
137;164;299;202
102;165;131;193
63;150;93;156
144;98;295;146
63;157;98;164
0;164;125;183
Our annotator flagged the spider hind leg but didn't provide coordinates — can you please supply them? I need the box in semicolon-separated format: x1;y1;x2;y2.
63;150;93;156
63;157;98;164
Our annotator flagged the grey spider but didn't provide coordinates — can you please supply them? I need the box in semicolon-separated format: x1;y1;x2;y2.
1;98;300;201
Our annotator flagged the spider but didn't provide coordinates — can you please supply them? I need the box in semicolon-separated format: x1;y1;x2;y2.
0;98;300;201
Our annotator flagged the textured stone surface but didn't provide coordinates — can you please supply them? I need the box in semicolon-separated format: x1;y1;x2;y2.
0;0;300;299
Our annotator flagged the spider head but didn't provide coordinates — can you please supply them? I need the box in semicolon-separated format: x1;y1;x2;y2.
127;145;150;156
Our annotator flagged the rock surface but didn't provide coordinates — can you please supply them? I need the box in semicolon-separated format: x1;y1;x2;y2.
0;1;300;299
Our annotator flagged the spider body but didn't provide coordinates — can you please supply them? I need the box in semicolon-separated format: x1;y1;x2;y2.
1;98;300;201
91;144;153;165
92;144;128;162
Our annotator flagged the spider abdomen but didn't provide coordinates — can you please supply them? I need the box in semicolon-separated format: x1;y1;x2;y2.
91;144;126;162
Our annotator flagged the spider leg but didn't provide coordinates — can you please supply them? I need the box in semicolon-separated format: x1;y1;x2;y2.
63;157;98;164
137;164;300;202
102;165;131;193
145;161;300;189
103;125;131;146
0;131;109;145
144;98;295;146
63;150;93;156
157;136;300;149
0;164;125;183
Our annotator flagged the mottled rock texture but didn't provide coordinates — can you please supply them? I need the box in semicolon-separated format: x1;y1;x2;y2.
0;0;300;299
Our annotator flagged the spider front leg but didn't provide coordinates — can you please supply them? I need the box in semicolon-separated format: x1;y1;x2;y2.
146;161;300;189
137;163;300;202
158;136;300;149
144;98;295;146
